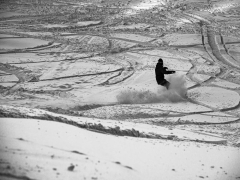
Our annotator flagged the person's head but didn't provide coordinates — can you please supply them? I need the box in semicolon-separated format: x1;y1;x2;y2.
158;58;163;65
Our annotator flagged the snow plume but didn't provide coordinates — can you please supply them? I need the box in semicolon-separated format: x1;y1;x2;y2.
168;74;187;99
117;74;187;104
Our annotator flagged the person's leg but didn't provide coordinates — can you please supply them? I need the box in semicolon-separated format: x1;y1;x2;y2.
162;79;170;89
156;78;170;89
165;81;170;89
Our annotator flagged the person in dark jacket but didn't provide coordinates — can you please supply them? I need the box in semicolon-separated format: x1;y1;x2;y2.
155;58;175;89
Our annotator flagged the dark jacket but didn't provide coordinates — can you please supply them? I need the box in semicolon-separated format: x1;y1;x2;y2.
155;63;175;84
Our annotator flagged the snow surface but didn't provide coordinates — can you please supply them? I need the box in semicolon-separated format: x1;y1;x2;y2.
0;104;228;143
0;38;50;49
1;118;239;180
211;78;240;89
111;33;155;42
189;87;240;109
0;11;26;18
1;1;240;179
163;34;203;46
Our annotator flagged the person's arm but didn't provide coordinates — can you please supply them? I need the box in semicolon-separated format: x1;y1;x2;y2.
167;70;176;74
163;67;175;74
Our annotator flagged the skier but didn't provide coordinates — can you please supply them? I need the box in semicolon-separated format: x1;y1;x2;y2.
155;58;175;89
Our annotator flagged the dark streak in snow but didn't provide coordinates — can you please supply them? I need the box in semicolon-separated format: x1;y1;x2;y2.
71;150;86;155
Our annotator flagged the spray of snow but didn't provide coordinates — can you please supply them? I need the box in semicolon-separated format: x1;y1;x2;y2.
117;74;187;104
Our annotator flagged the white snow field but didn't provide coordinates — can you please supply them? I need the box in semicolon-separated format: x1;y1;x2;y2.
0;38;50;50
0;0;240;179
1;118;240;180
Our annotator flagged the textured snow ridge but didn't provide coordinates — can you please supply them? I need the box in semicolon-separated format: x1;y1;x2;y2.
0;105;227;144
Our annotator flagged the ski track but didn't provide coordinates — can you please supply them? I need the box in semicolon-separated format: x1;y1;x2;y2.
1;1;240;179
0;0;240;146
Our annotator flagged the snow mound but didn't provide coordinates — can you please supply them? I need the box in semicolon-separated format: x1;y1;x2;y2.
117;74;187;104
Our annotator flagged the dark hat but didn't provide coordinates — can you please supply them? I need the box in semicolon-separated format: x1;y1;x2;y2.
158;58;163;63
